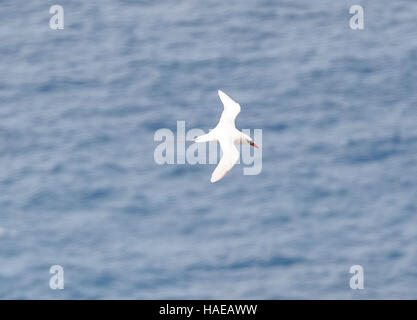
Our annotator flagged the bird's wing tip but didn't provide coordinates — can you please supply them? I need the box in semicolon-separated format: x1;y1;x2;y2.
210;173;223;183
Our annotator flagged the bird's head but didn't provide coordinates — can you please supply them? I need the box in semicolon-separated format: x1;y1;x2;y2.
240;132;259;149
249;141;259;148
243;134;259;148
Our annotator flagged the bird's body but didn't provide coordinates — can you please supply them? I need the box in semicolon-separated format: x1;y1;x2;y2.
195;90;258;183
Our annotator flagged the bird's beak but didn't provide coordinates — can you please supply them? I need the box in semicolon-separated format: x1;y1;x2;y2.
249;142;259;149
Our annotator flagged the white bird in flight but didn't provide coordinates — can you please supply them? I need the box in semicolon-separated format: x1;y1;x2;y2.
194;90;259;183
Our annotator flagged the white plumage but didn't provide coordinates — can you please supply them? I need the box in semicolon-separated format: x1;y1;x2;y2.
195;90;258;183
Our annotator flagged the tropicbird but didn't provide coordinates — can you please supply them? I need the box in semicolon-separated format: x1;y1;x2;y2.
194;90;259;183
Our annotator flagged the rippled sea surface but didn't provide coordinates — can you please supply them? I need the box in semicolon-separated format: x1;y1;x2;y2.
1;0;417;299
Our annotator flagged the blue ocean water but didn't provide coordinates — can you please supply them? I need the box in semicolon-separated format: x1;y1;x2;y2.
1;0;417;299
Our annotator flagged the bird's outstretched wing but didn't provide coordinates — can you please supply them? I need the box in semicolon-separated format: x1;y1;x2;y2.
211;137;240;183
217;90;241;127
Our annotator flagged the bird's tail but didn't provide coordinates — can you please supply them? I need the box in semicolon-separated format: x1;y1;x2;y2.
194;132;215;143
